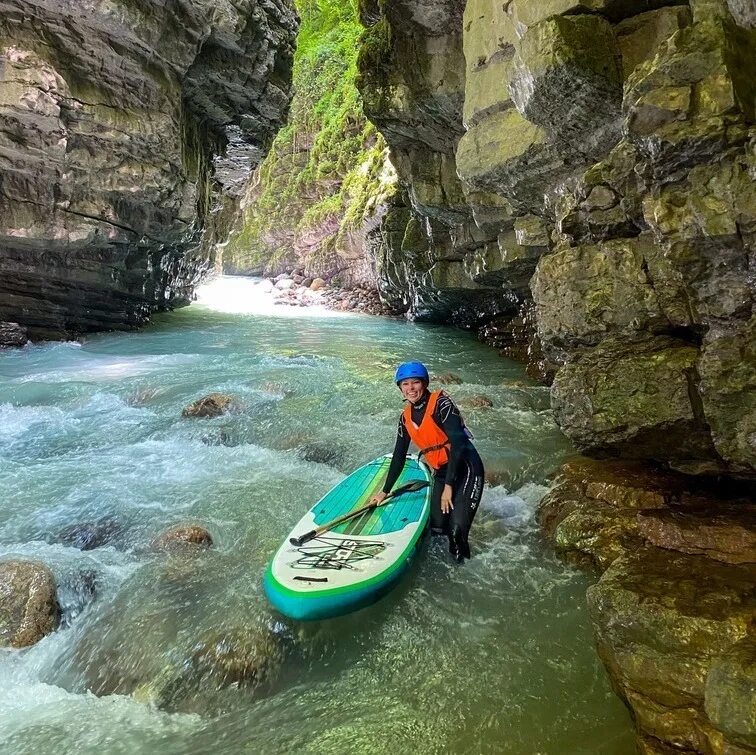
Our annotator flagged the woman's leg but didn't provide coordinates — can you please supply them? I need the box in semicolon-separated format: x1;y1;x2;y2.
429;474;449;536
449;450;484;560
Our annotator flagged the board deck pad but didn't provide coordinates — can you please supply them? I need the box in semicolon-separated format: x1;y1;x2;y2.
264;455;432;621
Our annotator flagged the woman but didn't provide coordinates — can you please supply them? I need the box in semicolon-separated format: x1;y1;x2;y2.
370;361;484;562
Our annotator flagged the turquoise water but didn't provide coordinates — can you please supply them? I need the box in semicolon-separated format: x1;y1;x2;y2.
0;278;634;754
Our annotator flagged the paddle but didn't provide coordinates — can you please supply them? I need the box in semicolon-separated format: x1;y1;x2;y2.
289;479;430;547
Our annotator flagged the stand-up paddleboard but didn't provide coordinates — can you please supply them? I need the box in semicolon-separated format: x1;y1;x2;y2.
264;454;432;621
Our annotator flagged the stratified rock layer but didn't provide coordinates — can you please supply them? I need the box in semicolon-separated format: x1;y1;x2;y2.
538;459;756;753
0;0;297;343
358;0;756;478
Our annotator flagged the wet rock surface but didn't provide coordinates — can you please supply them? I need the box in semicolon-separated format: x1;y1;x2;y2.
151;524;214;553
358;0;756;479
538;459;756;753
0;0;297;341
53;516;124;551
64;558;285;714
182;393;236;419
0;559;60;648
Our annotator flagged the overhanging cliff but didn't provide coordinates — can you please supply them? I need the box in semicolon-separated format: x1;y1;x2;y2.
357;0;756;478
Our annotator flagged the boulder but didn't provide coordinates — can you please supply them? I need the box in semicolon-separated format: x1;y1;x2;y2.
133;625;284;713
54;516;123;551
0;321;28;348
550;335;715;462
298;442;345;467
459;394;494;409
432;373;463;385
151;525;214;553
0;559;60;648
274;278;295;290
309;277;327;291
181;393;235;419
588;549;755;753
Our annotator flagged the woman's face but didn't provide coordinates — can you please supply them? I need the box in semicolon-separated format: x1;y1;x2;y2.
399;378;425;404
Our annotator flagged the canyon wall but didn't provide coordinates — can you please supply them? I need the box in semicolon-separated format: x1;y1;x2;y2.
0;0;297;343
357;0;755;479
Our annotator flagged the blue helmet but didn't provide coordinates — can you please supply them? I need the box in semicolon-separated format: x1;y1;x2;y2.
394;361;429;385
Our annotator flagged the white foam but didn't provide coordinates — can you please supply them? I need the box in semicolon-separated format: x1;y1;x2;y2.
195;275;352;318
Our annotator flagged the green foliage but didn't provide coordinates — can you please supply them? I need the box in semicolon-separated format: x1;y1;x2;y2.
225;0;393;275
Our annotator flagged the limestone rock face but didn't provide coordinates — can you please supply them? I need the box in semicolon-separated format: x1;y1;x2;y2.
589;550;755;754
0;0;297;340
358;0;756;477
0;559;60;648
538;459;756;753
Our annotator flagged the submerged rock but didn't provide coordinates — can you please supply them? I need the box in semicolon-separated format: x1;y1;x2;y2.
432;373;463;385
458;394;493;409
181;393;236;419
298;442;345;467
0;560;60;648
139;626;284;713
54;516;124;551
151;525;214;553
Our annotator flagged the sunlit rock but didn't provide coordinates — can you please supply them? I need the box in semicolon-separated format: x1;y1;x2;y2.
181;393;236;419
151;524;214;553
0;559;60;648
588;549;754;753
637;506;756;564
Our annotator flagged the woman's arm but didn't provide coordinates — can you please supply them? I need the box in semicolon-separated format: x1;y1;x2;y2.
381;417;410;494
435;395;469;486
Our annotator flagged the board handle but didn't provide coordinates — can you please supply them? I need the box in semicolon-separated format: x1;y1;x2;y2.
290;531;315;547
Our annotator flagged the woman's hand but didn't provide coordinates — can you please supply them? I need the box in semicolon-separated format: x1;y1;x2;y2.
369;491;388;506
441;484;454;514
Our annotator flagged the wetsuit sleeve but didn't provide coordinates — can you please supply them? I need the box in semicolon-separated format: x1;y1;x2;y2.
434;395;469;486
382;415;410;494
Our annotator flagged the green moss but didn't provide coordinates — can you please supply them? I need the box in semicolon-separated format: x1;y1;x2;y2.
225;0;393;274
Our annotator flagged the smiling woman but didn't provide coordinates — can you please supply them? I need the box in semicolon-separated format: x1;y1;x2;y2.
0;278;633;754
372;361;485;563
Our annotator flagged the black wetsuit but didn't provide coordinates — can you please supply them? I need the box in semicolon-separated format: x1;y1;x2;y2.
382;390;484;560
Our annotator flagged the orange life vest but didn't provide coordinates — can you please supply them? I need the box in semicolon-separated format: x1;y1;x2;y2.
402;390;450;470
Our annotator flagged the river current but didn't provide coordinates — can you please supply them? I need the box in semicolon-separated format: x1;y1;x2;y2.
0;277;634;754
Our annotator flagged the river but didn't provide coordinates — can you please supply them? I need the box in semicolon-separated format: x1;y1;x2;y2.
0;277;634;754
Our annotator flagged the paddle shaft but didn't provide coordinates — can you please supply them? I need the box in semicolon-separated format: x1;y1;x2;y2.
290;480;429;547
